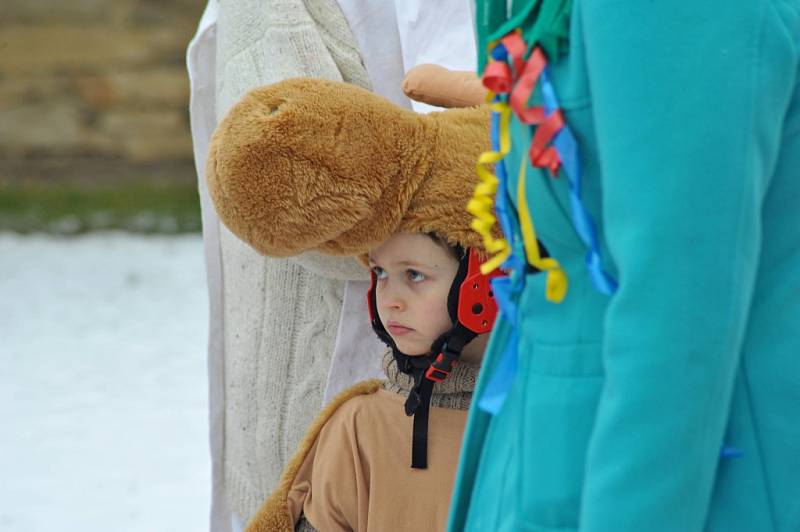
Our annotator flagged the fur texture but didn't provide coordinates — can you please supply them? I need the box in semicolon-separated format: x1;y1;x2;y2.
206;78;493;258
244;379;383;532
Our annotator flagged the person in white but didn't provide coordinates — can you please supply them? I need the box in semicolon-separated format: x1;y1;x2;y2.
186;2;476;530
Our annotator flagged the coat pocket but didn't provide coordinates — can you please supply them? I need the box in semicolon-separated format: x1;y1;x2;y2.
514;341;603;530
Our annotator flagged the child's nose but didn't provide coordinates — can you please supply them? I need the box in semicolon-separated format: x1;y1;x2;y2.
379;283;405;311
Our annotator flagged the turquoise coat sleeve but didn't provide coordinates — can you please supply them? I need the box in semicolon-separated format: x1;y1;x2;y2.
578;1;797;530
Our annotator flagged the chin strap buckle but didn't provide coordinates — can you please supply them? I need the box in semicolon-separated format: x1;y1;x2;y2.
425;347;460;383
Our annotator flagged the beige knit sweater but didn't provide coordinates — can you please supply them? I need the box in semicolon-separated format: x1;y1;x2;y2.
214;0;373;521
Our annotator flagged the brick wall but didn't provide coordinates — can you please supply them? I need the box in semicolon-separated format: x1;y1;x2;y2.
0;0;205;185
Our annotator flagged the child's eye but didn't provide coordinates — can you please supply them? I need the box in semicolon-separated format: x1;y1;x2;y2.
371;266;387;279
407;269;426;283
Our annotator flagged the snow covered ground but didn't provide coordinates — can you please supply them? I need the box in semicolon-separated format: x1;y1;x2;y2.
0;233;210;532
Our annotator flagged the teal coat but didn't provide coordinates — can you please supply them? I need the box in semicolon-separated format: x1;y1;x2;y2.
449;1;800;531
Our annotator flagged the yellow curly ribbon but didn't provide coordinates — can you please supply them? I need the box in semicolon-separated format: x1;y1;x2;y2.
516;162;568;302
467;89;568;302
467;97;513;274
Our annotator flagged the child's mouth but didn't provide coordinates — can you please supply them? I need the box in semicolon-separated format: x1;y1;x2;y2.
387;324;413;336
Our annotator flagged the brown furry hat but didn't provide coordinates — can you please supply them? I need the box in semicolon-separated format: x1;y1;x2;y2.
206;77;492;258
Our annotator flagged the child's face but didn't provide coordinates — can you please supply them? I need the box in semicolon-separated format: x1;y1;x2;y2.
368;233;459;356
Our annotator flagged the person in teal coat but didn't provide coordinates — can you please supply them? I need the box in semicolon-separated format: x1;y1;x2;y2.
448;0;800;531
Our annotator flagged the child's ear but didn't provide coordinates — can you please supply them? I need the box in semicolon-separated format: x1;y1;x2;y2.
402;64;487;109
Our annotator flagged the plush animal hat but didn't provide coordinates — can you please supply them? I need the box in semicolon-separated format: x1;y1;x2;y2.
206;76;491;260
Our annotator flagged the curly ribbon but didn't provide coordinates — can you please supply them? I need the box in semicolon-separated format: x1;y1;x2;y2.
488;101;527;276
477;276;520;415
517;163;568;302
537;68;619;295
475;38;566;414
475;94;526;415
477;158;569;416
501;32;618;296
467;99;513;274
471;37;568;303
475;31;606;414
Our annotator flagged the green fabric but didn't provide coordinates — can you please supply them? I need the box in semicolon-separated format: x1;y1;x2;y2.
450;0;800;530
475;0;572;74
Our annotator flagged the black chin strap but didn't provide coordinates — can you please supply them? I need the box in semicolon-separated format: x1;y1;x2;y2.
404;360;435;469
403;323;476;469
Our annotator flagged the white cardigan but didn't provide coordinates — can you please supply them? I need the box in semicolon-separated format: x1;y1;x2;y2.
188;1;389;528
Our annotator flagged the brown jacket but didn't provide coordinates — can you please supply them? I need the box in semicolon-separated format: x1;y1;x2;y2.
246;351;477;532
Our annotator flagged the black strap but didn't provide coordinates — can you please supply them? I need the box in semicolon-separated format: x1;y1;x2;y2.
403;322;477;469
410;376;434;469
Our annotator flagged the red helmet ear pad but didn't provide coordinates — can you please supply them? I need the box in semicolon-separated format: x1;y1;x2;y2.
457;249;503;335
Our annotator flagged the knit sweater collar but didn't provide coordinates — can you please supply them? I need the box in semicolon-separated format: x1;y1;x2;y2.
380;348;478;411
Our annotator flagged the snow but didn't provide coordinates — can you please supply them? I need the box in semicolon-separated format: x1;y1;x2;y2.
0;233;210;532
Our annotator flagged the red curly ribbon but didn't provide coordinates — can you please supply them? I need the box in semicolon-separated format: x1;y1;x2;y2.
483;60;513;94
529;109;564;176
500;32;527;78
509;48;547;125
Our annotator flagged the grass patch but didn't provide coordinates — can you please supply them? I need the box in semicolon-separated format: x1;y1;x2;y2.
0;181;202;234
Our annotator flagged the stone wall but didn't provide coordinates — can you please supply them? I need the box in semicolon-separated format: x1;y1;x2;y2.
0;0;205;185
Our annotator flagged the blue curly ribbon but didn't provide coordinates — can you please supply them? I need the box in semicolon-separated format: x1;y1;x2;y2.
477;96;526;415
490;102;526;274
539;69;618;295
478;276;522;414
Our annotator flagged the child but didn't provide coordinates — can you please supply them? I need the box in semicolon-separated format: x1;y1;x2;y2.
204;76;498;531
250;231;497;532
